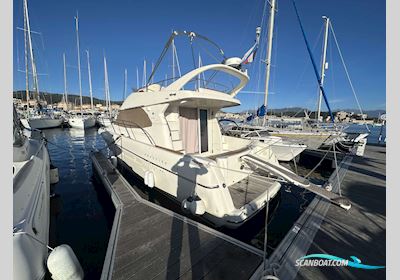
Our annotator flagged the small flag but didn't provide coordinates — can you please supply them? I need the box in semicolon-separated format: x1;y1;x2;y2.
241;42;258;65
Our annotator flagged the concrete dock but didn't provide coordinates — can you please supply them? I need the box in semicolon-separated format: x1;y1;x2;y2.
91;152;263;280
254;145;386;279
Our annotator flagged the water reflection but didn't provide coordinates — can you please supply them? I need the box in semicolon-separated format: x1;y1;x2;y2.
44;127;114;279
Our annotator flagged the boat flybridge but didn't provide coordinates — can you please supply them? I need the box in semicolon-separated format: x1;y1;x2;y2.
100;31;351;228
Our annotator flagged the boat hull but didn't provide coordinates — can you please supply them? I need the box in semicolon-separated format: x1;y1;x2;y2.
68;117;96;129
21;118;63;130
13;139;50;280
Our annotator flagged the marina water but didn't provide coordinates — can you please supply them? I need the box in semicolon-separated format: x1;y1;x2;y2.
44;128;115;279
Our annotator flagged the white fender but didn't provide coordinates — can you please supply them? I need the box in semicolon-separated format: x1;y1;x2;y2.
110;156;118;168
47;244;84;280
144;171;149;186
147;171;155;188
50;165;59;184
182;197;206;215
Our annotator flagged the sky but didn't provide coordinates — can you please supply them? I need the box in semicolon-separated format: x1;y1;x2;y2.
13;0;385;112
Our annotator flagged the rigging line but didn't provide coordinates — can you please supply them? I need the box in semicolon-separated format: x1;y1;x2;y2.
196;40;220;63
190;38;197;70
291;0;334;123
147;35;174;86
238;0;263;50
304;145;333;178
292;23;324;97
332;142;342;196
329;22;370;132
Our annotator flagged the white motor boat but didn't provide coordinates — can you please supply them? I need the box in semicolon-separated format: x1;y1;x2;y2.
13;106;51;280
68;112;96;129
100;64;281;228
98;31;338;228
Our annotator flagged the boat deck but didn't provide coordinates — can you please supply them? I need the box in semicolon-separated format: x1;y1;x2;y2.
251;145;386;279
91;152;263;280
228;175;277;209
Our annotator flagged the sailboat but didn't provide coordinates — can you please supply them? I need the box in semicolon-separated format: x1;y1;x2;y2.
96;56;113;127
247;2;368;155
13;104;51;279
67;14;96;129
219;120;307;162
19;0;63;130
99;31;351;228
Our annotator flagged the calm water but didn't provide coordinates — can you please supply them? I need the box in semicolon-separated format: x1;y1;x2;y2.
344;123;386;144
43;128;114;279
41;127;333;277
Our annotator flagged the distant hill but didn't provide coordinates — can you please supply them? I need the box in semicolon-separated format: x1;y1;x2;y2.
13;90;123;105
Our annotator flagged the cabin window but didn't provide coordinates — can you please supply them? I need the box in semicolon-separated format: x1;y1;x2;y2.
116;108;152;128
199;109;208;153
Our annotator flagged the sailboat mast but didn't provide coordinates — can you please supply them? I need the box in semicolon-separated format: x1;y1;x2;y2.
63;53;68;110
23;0;39;102
23;4;30;108
262;0;277;126
317;16;330;122
86;50;94;110
107;63;111;113
103;56;108;113
142;60;147;87
74;13;83;113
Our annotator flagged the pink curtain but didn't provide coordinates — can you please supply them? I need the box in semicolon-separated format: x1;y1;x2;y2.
179;107;199;153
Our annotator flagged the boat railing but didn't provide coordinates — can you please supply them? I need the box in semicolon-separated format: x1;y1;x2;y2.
111;119;156;146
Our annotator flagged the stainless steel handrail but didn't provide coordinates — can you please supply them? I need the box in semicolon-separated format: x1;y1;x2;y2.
112;119;156;146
